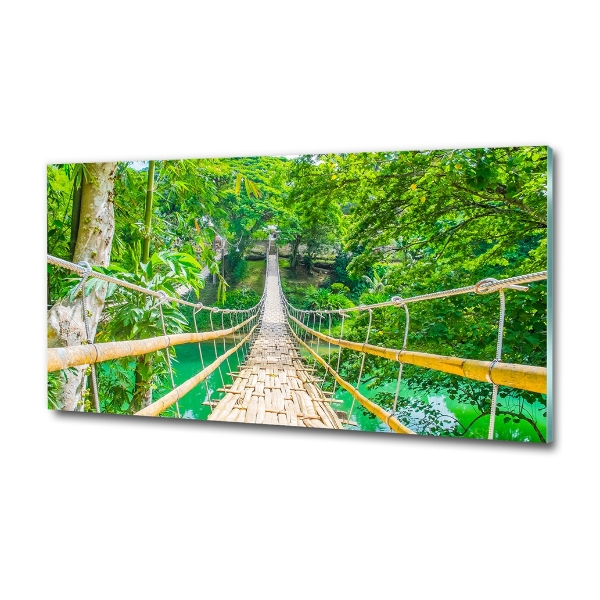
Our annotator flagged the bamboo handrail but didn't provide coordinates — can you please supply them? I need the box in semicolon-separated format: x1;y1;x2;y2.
290;328;415;434
135;325;258;417
288;314;546;395
47;314;258;372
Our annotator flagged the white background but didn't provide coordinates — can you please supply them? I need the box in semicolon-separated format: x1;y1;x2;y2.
1;2;597;598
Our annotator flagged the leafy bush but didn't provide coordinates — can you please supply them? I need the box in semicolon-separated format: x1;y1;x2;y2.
331;282;350;295
357;291;387;306
332;251;359;290
304;287;355;312
281;280;308;307
222;287;260;310
231;258;248;282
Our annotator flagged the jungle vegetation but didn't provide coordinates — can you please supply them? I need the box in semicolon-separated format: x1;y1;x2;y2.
47;147;549;440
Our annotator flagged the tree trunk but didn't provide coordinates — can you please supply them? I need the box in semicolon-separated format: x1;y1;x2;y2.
212;236;217;284
47;162;117;411
132;354;154;412
221;238;226;280
134;161;156;410
290;238;301;271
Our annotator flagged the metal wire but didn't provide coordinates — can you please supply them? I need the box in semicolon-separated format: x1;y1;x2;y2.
193;306;213;414
158;295;180;418
346;308;373;429
310;313;319;370
313;313;323;372
231;311;241;368
221;311;232;377
392;302;410;416
332;312;346;395
51;251;544;433
210;310;225;388
323;313;332;387
78;262;100;413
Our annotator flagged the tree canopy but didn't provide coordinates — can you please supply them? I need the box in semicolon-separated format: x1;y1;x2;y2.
47;146;549;440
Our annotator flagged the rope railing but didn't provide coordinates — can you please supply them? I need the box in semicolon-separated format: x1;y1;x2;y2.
277;247;547;438
47;314;259;372
48;245;547;436
47;254;266;311
135;325;258;417
285;313;546;394
47;253;268;417
282;271;547;314
289;326;416;434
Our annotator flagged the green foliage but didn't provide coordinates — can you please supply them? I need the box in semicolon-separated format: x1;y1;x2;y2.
47;148;548;437
97;359;135;414
95;248;202;341
218;156;290;259
362;267;389;294
46;165;73;258
47;369;73;409
87;248;204;413
331;250;363;293
217;276;228;305
330;283;350;295
303;287;355;314
231;257;248;282
221;288;260;310
341;147;547;280
279;149;548;441
280;279;303;306
277;155;344;270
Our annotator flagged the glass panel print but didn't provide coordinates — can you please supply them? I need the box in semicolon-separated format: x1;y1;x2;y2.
47;147;551;442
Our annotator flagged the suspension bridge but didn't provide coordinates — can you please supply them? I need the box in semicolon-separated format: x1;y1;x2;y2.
47;241;548;439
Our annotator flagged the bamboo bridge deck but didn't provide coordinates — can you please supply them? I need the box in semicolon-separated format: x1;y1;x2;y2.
207;253;343;428
47;250;547;437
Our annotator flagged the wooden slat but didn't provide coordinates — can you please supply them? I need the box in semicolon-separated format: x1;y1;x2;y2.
207;254;341;429
290;328;415;435
134;326;256;417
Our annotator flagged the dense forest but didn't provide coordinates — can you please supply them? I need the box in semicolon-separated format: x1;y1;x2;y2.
47;147;549;441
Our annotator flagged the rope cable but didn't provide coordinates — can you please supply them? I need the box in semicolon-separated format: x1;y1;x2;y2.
221;311;233;377
77;262;100;413
487;289;506;440
332;311;346;396
346;308;373;429
193;305;212;414
323;313;332;387
50;252;545;432
158;294;180;418
391;299;410;416
210;310;225;388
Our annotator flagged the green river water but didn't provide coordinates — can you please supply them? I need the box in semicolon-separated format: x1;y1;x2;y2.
163;342;546;442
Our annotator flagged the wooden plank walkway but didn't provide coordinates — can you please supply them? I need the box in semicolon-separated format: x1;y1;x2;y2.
208;252;343;429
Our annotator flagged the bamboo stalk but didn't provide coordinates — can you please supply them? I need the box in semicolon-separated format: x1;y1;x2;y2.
69;168;84;261
142;160;155;264
208;393;237;421
47;314;257;372
288;314;546;395
134;326;257;417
